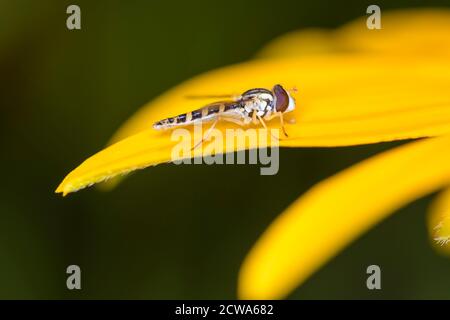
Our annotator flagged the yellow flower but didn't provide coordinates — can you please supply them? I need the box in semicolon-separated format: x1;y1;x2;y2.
56;8;450;299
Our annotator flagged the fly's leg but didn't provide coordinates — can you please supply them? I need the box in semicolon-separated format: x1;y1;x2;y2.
258;112;290;138
252;111;258;124
192;117;219;150
192;114;249;150
221;117;246;126
256;114;283;142
277;112;289;137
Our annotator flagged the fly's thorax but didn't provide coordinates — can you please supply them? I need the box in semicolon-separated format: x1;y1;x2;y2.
240;89;275;118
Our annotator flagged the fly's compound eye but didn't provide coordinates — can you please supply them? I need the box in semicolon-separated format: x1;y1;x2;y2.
273;84;289;112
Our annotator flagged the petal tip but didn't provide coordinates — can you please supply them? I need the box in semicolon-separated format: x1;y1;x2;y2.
55;184;68;196
55;179;73;197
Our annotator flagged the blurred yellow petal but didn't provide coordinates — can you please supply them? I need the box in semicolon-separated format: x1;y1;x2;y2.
428;187;450;254
238;135;450;299
57;55;450;195
257;29;338;59
258;8;450;59
338;8;450;56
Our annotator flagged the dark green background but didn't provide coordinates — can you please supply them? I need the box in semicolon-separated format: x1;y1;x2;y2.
1;0;450;299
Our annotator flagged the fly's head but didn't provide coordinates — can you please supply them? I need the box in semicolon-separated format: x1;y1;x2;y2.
273;84;296;114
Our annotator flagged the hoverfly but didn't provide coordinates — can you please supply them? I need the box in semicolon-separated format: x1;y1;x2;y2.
153;84;296;148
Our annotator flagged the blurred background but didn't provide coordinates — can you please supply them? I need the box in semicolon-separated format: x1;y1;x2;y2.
1;0;450;299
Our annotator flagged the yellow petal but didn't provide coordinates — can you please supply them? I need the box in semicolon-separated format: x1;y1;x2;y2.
258;9;450;59
57;55;450;195
238;135;450;299
257;28;339;59
428;187;450;253
338;8;450;56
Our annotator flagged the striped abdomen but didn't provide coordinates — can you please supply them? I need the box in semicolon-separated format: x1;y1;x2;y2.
153;101;240;130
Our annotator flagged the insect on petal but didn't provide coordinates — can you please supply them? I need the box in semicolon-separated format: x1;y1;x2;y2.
57;55;450;195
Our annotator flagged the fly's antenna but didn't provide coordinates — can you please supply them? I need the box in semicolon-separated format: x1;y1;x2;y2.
288;86;298;94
